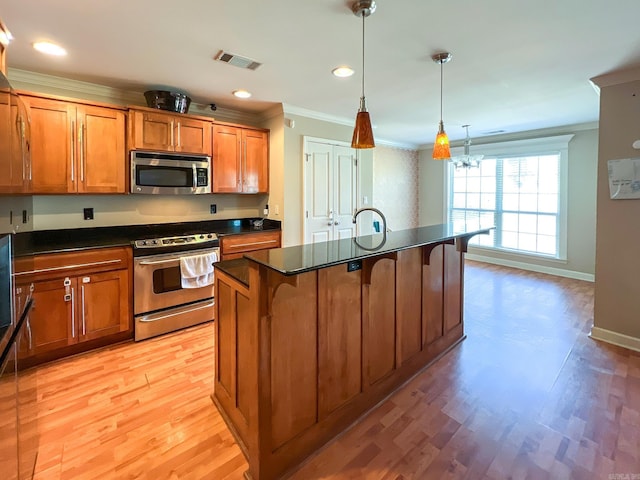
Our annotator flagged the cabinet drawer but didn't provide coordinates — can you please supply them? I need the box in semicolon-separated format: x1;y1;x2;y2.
221;231;281;256
15;246;132;281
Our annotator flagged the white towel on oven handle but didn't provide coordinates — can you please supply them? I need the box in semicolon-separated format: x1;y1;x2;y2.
180;251;217;288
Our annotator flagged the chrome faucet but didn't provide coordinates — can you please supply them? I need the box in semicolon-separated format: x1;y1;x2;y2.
352;207;387;233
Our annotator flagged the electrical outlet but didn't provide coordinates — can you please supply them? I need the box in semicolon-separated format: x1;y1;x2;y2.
347;260;362;272
83;208;94;220
263;204;269;216
210;204;217;214
274;204;279;216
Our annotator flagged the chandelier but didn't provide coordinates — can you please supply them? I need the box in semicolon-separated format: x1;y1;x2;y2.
450;125;483;169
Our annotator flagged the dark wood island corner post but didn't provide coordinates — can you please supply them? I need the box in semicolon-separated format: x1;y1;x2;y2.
213;226;490;480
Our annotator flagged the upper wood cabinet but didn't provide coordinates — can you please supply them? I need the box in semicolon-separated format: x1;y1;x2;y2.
213;123;268;194
128;107;212;156
22;94;126;194
0;88;30;194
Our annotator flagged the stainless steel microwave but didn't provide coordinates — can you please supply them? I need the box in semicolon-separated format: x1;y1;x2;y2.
130;151;211;194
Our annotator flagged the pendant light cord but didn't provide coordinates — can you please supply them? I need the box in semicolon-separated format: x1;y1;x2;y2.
439;60;443;122
361;13;366;104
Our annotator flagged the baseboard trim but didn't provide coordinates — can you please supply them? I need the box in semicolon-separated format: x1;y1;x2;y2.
464;253;595;282
589;327;640;353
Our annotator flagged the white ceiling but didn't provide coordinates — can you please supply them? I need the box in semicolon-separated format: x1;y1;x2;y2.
3;0;640;148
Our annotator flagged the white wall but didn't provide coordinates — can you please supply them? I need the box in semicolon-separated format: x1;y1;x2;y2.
29;194;266;230
418;125;598;278
591;69;640;348
0;195;33;234
281;112;373;247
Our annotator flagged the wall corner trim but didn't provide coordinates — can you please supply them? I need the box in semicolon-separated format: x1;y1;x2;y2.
589;326;640;353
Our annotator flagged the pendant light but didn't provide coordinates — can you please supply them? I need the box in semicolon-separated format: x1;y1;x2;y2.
450;125;484;169
351;0;376;149
432;52;452;160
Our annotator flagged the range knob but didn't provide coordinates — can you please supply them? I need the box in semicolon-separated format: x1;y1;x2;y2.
151;239;158;245
199;234;205;239
207;234;213;239
140;240;147;246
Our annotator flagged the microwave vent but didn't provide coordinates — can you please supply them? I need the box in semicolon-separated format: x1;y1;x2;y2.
215;50;262;70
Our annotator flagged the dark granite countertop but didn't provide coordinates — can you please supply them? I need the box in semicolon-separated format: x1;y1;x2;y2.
214;258;250;287
13;218;281;257
245;224;491;276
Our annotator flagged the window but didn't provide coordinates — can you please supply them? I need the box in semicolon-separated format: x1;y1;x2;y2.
447;135;572;259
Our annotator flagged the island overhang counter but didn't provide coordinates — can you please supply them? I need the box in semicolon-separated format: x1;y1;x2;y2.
213;224;490;480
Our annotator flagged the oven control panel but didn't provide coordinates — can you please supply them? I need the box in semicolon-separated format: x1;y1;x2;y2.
134;233;218;249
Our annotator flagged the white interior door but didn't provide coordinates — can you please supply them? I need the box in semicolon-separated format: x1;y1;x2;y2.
304;139;357;244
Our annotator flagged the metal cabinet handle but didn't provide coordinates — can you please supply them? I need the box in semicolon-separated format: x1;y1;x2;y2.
71;287;75;338
237;138;242;191
70;120;75;182
79;122;85;182
229;239;278;249
26;317;32;350
81;285;86;336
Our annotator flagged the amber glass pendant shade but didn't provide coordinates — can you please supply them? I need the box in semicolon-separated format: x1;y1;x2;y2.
352;110;375;149
432;121;451;159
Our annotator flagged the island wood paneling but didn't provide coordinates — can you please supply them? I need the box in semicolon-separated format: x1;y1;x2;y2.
363;257;396;386
214;240;475;480
269;271;318;449
318;264;362;419
216;281;236;402
236;292;253;425
443;243;462;333
395;248;423;364
423;244;444;346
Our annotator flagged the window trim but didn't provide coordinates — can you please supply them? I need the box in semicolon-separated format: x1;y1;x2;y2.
445;134;574;260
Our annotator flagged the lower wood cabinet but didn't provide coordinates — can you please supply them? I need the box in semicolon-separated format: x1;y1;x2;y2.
14;247;132;363
220;230;281;260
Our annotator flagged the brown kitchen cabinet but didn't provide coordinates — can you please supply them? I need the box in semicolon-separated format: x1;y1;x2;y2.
128;107;212;156
213;123;268;193
21;93;126;194
0;88;30;194
220;230;281;260
14;247;132;363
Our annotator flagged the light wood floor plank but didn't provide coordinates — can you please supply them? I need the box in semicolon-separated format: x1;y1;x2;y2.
31;261;640;479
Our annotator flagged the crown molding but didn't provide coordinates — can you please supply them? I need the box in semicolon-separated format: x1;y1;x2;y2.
590;66;640;89
282;103;418;150
7;68;257;124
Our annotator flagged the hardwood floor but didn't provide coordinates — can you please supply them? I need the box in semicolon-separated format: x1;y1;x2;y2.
30;261;639;479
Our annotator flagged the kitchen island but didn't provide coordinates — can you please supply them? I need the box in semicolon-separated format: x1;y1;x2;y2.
213;224;490;480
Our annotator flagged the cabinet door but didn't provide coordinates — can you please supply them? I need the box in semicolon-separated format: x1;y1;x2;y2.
76;105;126;193
0;86;12;193
26;96;75;193
14;95;31;193
130;110;174;151
242;129;268;193
175;117;211;155
28;277;76;356
78;269;130;342
213;125;241;193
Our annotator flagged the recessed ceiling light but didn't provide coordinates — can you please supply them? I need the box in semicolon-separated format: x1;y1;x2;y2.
233;89;252;99
332;66;354;78
33;41;67;56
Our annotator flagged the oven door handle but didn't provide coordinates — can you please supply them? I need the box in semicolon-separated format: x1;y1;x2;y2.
136;258;182;266
138;300;215;322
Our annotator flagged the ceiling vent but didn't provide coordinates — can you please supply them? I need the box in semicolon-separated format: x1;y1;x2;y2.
215;50;262;70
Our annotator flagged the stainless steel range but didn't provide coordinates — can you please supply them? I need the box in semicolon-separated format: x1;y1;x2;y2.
133;232;219;341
